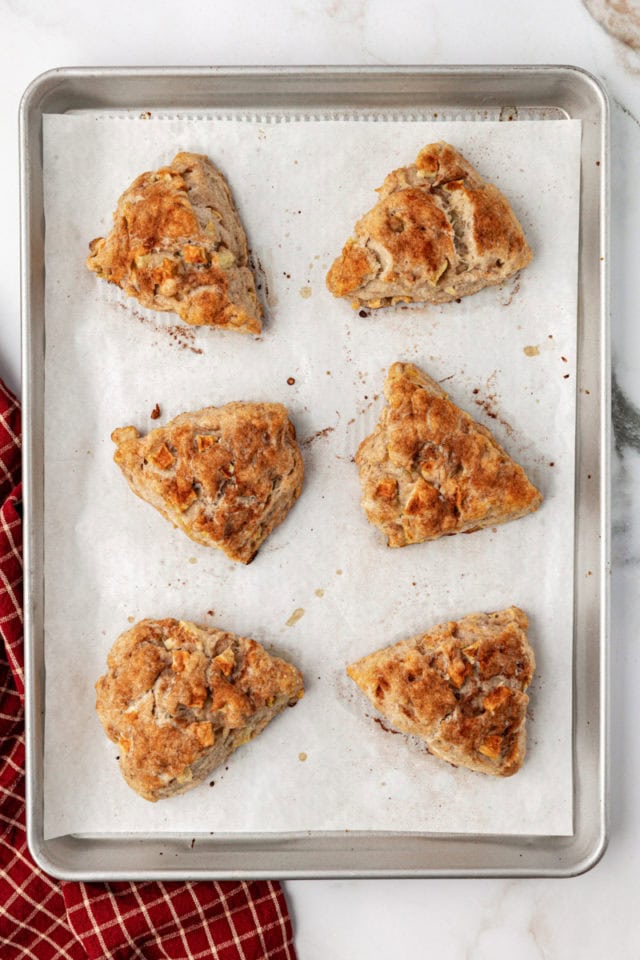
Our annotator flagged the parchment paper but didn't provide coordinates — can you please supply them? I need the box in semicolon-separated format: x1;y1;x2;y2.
42;114;581;838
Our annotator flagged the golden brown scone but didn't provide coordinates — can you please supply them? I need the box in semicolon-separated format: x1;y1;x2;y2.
96;618;304;801
87;152;262;333
356;362;542;547
347;607;535;777
112;402;303;564
326;141;532;309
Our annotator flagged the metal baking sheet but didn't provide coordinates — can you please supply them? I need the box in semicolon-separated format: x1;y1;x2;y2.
21;66;609;878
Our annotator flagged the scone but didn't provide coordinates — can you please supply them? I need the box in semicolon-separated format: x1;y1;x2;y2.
112;402;303;564
347;607;535;777
326;141;532;309
96;618;304;801
356;362;542;547
87;151;262;333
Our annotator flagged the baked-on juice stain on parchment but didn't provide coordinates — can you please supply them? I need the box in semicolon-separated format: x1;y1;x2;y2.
285;608;305;628
612;372;640;455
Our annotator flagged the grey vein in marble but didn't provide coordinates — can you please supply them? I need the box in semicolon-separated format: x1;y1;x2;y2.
612;374;640;565
614;96;640;130
612;372;640;455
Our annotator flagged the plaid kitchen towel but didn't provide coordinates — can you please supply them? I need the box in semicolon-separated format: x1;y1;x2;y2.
0;379;297;960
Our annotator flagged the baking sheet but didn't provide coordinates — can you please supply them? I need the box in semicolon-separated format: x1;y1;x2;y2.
42;114;581;839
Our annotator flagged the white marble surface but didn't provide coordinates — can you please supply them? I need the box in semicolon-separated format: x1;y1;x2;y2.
3;0;639;956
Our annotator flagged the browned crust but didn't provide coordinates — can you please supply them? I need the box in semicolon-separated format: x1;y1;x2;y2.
96;618;304;801
347;606;535;777
326;141;532;308
355;362;542;547
112;402;304;564
87;152;262;333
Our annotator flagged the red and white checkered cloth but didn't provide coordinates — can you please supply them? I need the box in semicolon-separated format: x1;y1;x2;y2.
0;380;297;959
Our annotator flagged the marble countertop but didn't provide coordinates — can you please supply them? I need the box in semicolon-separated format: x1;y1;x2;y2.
3;1;639;956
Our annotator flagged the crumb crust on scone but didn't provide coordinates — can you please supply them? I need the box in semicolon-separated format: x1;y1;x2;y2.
327;141;532;309
356;362;542;547
87;151;262;333
347;606;535;777
96;618;304;801
112;402;304;564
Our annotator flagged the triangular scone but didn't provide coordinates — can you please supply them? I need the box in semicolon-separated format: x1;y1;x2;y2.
326;141;532;309
112;402;303;564
87;152;262;333
96;618;304;801
356;362;542;547
347;607;535;777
